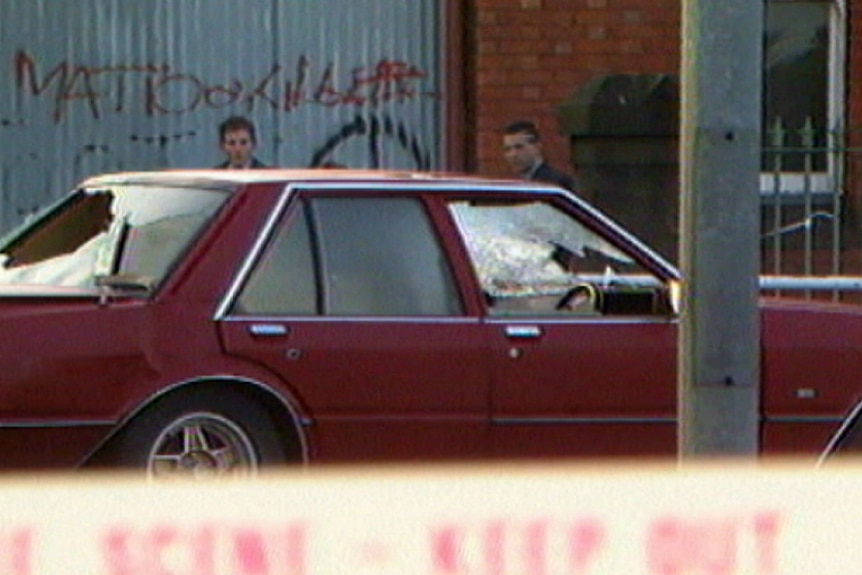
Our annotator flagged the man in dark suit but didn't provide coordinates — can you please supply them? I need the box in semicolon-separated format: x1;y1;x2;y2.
502;120;576;192
215;115;268;169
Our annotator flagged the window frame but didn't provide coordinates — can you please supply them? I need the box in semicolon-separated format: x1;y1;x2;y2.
227;188;466;318
760;0;846;196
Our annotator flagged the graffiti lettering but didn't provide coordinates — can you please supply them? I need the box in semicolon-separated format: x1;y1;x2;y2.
309;115;431;169
14;50;434;123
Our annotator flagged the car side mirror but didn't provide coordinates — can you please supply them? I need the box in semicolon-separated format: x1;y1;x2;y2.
668;280;681;315
95;273;155;305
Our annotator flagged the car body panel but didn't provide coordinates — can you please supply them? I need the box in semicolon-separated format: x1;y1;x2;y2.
0;168;855;470
219;316;489;462
487;317;677;458
759;299;862;453
0;297;151;467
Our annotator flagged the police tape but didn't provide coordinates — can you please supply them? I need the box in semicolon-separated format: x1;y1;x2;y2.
0;460;857;575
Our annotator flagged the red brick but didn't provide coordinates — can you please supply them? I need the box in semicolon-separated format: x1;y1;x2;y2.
467;0;862;232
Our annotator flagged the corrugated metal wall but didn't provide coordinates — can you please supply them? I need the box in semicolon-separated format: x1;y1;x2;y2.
0;0;443;232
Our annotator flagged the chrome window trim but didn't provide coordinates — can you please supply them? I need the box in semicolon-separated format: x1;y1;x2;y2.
214;181;679;322
220;315;482;325
486;317;678;326
215;183;296;320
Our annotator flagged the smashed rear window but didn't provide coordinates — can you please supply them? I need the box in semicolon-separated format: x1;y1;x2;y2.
0;185;229;290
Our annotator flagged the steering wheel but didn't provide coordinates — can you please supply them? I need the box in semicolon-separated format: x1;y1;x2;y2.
556;282;602;313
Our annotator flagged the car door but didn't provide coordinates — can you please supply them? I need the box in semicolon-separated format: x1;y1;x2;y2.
446;194;678;459
219;188;489;463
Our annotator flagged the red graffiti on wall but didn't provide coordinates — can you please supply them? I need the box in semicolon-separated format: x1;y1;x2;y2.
14;50;434;123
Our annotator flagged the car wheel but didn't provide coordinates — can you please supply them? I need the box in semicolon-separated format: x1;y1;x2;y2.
111;389;288;479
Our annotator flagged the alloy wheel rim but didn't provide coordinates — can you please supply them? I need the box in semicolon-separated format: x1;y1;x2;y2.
147;412;258;479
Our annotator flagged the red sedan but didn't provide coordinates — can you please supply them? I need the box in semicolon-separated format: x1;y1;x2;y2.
0;169;858;477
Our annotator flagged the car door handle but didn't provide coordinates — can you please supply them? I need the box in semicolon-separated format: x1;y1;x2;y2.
248;323;290;337
504;325;543;339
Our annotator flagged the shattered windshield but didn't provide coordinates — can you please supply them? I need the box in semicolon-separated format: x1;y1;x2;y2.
448;199;648;298
0;185;229;290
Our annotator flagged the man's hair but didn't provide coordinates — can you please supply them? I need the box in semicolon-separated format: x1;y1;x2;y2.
219;115;258;143
503;120;540;142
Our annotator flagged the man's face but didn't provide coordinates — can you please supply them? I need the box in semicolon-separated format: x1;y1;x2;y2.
220;128;256;168
503;132;542;175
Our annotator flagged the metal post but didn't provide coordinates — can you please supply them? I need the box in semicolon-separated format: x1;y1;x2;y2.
678;0;763;457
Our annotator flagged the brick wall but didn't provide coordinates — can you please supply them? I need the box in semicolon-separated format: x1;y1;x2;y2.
467;0;862;271
468;0;680;180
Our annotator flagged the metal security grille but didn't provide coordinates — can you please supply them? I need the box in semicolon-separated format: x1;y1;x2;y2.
760;118;862;299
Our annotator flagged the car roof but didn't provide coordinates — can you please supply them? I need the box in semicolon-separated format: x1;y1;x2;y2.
80;168;558;192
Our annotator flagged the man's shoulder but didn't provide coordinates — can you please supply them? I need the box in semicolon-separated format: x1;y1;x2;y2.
213;158;268;169
534;162;576;191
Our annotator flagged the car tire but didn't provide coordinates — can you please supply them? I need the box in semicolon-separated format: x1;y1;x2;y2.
109;388;288;479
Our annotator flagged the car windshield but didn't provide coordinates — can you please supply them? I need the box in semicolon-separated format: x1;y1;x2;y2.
0;185;229;289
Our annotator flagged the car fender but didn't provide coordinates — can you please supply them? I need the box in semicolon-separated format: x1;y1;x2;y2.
86;367;312;466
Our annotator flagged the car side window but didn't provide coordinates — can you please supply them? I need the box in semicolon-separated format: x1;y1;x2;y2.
448;198;671;317
234;195;463;317
0;186;228;290
234;204;318;315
